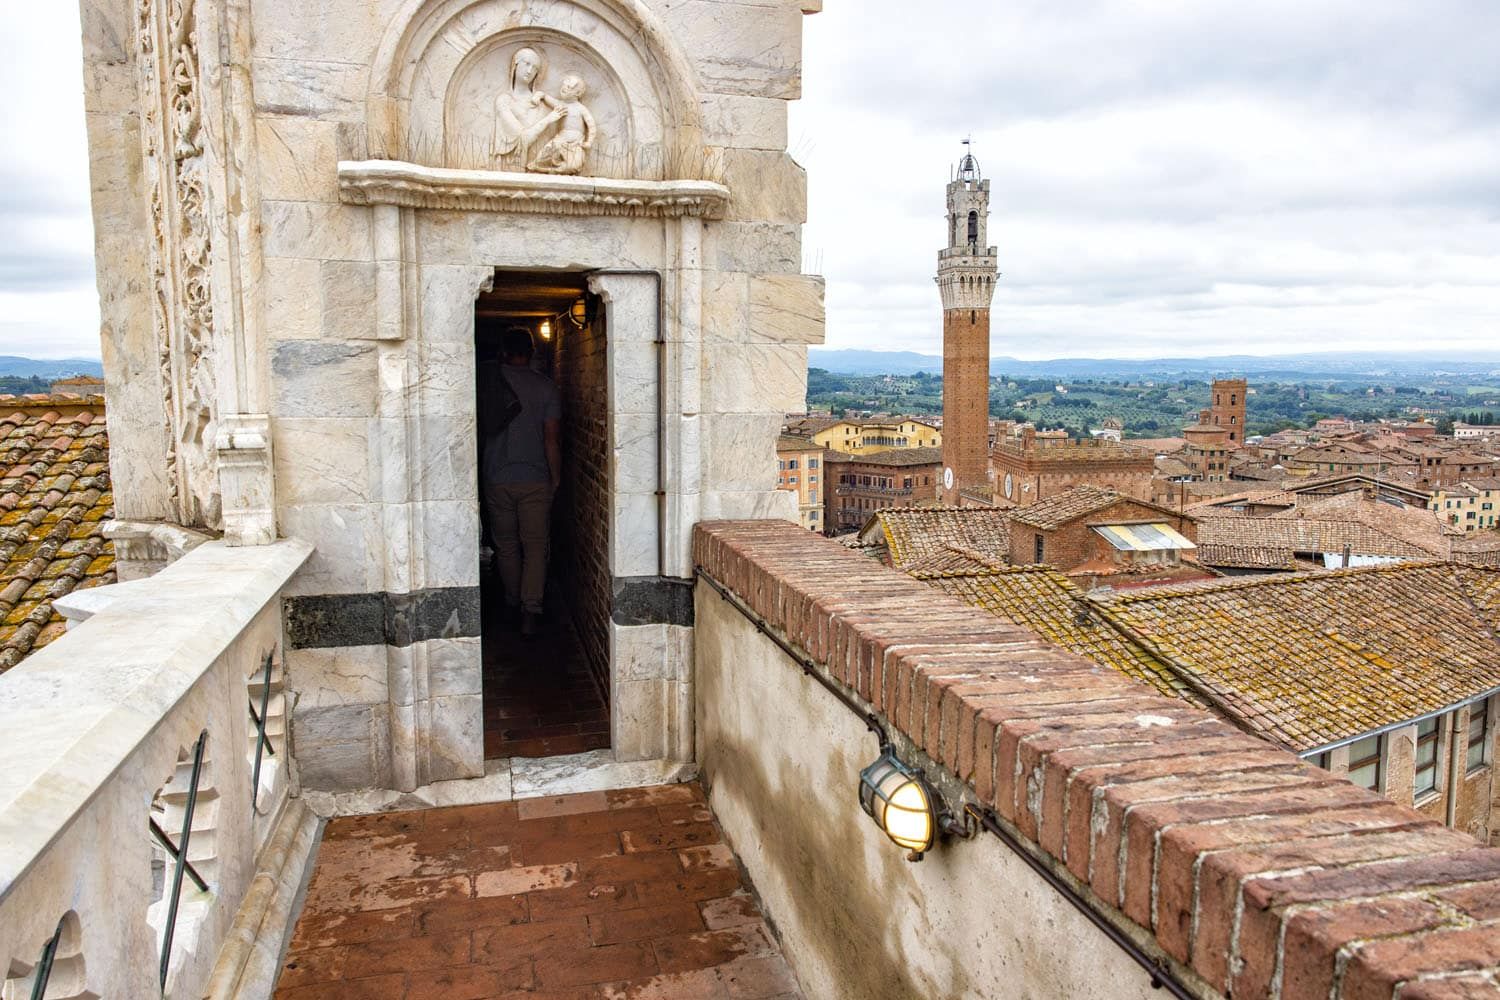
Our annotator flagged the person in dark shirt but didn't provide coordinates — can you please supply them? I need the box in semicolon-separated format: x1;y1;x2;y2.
480;328;562;636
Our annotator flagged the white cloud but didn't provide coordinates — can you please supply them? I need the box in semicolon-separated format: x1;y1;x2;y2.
3;2;1499;362
791;0;1500;358
0;5;98;359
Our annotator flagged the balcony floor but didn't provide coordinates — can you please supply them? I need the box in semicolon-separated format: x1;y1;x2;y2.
275;784;803;999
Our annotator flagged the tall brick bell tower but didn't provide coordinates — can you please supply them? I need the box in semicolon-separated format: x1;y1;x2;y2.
937;146;999;504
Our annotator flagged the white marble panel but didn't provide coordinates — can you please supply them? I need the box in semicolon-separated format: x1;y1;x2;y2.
509;753;693;800
749;273;825;345
721;150;807;224
470;215;661;272
713;222;801;275
377;501;414;596
301;759;514;818
252;57;365;121
706;413;780;492
613;412;657;495
272;418;371;506
419;265;491;343
706;343;807;414
698;94;788;151
663;1;803;99
255;117;340;203
700;490;797;522
279;502;385;596
613;493;658;578
610;340;657;415
249;0;383;65
427;693;484;782
369;417;412;505
614;623;669;681
701;270;749;343
321;260;379;338
417;500;482;590
412;413;479;502
415;212;475;266
262;200;372;262
427;637;483;699
416;341;477;416
271;340;379;417
285;644;389;709
263;256;322;340
613;678;667;762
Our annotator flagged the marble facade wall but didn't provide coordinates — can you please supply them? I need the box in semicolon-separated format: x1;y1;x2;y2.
82;0;826;794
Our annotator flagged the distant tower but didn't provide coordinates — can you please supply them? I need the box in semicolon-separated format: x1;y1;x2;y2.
1207;378;1248;447
936;144;999;504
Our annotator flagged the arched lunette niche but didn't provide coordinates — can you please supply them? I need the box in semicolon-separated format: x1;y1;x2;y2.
367;0;708;182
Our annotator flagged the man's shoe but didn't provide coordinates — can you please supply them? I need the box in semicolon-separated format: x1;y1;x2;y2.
520;611;540;638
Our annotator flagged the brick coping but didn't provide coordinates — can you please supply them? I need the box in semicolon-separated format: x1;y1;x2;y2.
694;520;1500;1000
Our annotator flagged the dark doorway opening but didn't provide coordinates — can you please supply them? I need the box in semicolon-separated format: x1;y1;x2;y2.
475;271;610;759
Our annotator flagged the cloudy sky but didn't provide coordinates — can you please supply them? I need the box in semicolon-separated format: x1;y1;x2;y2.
4;2;1499;360
790;0;1500;358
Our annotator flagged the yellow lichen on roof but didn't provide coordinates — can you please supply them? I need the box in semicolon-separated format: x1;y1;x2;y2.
1098;562;1500;751
0;399;114;672
872;508;1013;569
905;550;1208;707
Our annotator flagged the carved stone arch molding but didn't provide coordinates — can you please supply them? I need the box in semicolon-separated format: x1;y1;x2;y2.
367;0;707;180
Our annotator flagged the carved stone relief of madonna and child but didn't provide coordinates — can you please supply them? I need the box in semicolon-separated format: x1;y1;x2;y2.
492;46;598;175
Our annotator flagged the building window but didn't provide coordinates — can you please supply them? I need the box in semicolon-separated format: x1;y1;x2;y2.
1312;751;1331;770
809;475;818;485
1415;717;1440;796
789;476;797;484
788;459;798;470
1468;699;1492;773
1347;733;1384;791
809;458;819;469
809;489;817;503
1034;534;1045;564
777;460;785;471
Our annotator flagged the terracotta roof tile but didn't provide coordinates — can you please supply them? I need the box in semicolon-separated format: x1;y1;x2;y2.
1096;563;1500;751
904;549;1210;707
0;398;114;672
867;507;1013;569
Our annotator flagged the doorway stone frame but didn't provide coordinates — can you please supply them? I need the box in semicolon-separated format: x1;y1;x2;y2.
343;161;726;789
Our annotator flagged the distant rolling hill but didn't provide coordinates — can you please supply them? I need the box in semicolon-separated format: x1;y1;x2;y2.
0;357;104;379
808;349;1500;381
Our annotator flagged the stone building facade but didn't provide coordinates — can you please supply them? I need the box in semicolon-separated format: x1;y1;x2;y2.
824;447;941;534
936;151;997;504
989;426;1155;506
775;433;826;532
79;0;824;793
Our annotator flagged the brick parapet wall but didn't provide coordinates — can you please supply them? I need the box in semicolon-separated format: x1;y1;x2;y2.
693;519;1500;1000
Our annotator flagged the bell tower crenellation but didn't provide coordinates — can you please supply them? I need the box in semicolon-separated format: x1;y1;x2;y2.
936;146;999;503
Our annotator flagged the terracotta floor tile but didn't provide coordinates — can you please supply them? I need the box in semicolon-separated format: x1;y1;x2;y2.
276;783;803;999
588;902;706;946
274;971;405;1000
651;925;775;975
405;956;536;999
535;940;659;988
416;892;529;935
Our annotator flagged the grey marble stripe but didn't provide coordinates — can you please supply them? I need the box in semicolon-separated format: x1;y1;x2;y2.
284;587;482;649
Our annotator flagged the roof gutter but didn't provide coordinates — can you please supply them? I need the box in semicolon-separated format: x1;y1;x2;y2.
1296;685;1500;759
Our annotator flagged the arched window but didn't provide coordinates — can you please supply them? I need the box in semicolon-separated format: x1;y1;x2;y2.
967;210;979;245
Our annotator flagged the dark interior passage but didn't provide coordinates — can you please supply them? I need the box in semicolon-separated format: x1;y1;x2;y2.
475;271;610;759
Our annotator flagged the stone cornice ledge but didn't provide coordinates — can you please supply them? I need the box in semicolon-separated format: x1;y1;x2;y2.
338;160;731;219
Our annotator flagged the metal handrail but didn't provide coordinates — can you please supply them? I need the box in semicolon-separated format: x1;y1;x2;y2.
160;729;209;991
250;651;276;811
28;916;65;1000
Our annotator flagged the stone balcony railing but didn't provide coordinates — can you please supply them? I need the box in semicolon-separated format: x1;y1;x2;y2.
0;539;312;999
692;520;1500;1000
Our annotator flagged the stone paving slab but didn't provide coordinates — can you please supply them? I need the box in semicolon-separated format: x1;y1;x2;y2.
275;783;804;999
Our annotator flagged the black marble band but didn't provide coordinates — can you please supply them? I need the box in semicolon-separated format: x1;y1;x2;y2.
285;577;693;649
284;587;482;649
612;576;695;627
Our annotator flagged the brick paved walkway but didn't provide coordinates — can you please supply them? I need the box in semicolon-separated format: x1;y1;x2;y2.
276;784;803;999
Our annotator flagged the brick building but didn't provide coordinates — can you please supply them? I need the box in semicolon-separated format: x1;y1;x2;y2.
824;446;941;534
1005;486;1206;587
1206;377;1247;446
990;425;1155;506
1431;477;1500;531
774;434;826;532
